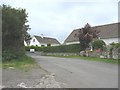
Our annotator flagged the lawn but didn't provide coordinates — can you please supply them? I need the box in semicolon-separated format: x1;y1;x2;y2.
48;55;119;64
2;55;40;71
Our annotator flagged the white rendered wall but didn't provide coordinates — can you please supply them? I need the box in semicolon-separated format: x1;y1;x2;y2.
65;41;80;45
29;37;41;46
51;44;60;46
101;38;118;45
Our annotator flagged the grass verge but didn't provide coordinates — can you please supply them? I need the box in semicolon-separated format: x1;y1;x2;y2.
48;55;119;64
2;55;40;71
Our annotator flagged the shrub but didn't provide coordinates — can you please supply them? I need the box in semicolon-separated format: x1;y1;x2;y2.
92;40;106;51
110;43;120;48
2;5;29;61
25;44;82;53
2;48;25;61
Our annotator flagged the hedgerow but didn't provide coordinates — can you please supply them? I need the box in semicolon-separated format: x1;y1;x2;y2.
25;44;82;53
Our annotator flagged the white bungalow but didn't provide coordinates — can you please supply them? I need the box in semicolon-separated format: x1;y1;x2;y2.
64;23;119;45
30;35;60;47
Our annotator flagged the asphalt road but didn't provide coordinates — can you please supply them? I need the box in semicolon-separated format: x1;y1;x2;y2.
28;53;118;88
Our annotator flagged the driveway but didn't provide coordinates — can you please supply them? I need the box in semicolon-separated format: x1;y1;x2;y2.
28;53;118;88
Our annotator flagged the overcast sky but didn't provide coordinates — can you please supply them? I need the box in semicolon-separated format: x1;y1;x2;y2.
0;0;119;43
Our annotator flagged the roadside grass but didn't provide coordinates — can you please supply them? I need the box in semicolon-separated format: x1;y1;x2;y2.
48;55;119;64
2;56;40;71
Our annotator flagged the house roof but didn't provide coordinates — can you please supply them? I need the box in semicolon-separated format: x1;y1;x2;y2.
34;36;60;44
64;29;80;43
93;22;119;39
64;22;119;44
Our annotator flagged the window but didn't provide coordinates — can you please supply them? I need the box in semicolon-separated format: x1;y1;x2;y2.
33;39;35;42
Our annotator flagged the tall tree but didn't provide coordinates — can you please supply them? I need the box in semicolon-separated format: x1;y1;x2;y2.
23;24;31;44
76;23;100;51
2;5;30;60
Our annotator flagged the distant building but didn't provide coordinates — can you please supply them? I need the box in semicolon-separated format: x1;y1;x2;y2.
30;35;60;46
64;23;119;45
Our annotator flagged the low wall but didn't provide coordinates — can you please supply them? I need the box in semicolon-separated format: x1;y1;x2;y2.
31;50;119;60
43;52;80;56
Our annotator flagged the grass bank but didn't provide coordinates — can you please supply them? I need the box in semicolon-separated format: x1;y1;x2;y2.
48;55;119;64
2;55;40;71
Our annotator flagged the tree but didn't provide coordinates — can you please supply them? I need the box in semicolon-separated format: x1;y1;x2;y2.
76;23;100;51
23;24;31;44
92;40;106;51
2;5;30;60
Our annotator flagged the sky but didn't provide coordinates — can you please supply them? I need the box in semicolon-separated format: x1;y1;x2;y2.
0;0;119;43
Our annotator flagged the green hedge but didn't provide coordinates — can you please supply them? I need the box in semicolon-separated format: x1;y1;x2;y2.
25;44;82;53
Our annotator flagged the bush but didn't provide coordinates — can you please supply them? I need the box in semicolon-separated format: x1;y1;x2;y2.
110;43;120;48
109;43;120;56
92;40;106;50
25;44;82;53
2;5;28;61
3;47;25;61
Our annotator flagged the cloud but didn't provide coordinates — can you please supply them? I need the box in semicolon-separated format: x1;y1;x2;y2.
0;0;118;43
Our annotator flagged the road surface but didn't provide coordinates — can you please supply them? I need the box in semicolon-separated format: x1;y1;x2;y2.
28;53;118;88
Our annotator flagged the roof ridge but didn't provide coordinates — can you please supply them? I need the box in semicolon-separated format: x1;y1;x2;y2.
92;22;119;28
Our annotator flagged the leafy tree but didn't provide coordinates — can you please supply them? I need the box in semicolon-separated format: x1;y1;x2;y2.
76;23;100;50
92;40;106;51
2;5;30;60
23;24;31;44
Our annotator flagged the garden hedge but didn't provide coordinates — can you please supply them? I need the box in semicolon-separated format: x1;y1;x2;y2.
25;44;82;53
